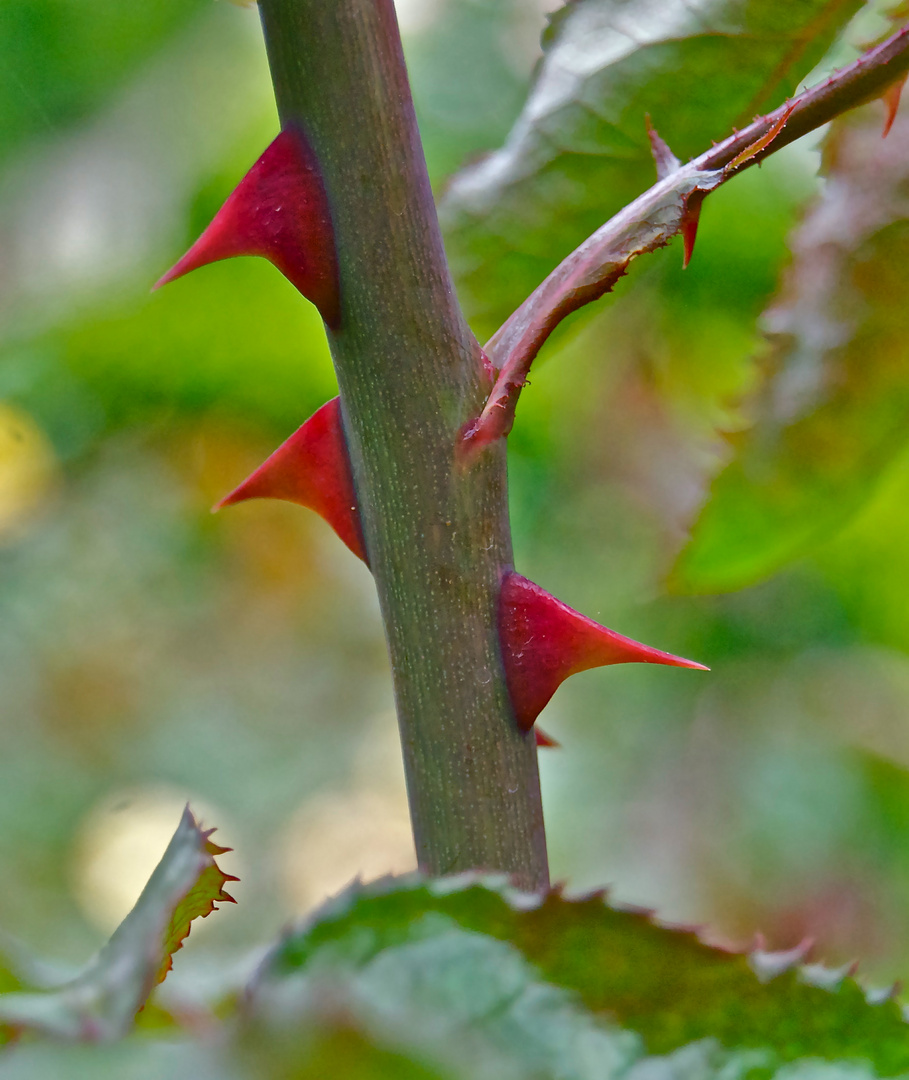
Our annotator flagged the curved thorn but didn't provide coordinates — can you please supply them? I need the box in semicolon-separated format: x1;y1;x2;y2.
215;397;367;563
499;572;708;732
155;127;340;327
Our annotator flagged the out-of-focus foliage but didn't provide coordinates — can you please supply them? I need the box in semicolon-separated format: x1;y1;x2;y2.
674;108;909;593
5;875;909;1077
0;0;208;164
440;0;863;336
4;0;909;1076
260;876;909;1074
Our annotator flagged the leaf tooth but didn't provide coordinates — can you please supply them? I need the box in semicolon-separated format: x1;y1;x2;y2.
563;886;609;903
867;981;902;1005
749;936;814;983
613;900;657;919
215;397;367;564
498;571;707;732
155;127;340;327
882;73;907;137
800;960;859;991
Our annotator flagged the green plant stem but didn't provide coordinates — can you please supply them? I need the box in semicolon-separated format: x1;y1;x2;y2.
257;0;549;889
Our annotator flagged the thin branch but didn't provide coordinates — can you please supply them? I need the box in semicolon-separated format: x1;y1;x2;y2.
462;24;909;455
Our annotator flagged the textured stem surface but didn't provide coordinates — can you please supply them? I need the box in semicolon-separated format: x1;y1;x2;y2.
257;0;549;888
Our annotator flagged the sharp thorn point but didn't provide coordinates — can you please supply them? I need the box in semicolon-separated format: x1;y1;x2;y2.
214;398;367;562
645;113;681;180
535;727;561;749
153;128;340;324
499;572;708;731
681;195;704;269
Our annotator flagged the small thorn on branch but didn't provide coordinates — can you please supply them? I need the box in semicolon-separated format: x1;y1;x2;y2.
645;115;681;180
882;73;907;136
215;397;367;563
535;728;560;749
154;126;341;327
681;191;706;269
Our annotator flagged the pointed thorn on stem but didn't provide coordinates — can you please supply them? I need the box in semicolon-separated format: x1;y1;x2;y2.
215;397;367;563
726;102;797;174
499;572;707;732
154;127;341;327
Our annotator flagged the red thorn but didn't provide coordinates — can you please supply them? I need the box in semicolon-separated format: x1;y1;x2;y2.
535;727;560;749
498;572;708;732
882;73;907;137
155;127;340;327
645;114;681;180
681;192;705;269
216;397;367;563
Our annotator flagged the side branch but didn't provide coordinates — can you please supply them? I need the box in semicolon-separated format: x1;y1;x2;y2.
461;24;909;455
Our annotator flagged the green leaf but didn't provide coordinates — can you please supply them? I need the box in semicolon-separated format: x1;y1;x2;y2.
0;1025;460;1080
673;106;909;593
440;0;863;337
0;807;235;1041
255;875;909;1078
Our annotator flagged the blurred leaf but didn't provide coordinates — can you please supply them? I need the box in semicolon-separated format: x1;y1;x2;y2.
0;1039;222;1080
0;1024;458;1080
256;875;909;1076
0;0;208;163
674;108;909;593
235;1023;461;1080
441;0;862;336
0;262;336;456
0;807;234;1040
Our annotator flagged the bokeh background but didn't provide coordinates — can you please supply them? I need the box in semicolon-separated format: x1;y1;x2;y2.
3;0;909;1011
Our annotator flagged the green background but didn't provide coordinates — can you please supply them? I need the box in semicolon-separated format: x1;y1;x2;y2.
1;0;909;1020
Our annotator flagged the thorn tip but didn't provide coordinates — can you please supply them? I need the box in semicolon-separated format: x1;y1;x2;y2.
155;127;340;325
216;397;366;562
499;572;707;731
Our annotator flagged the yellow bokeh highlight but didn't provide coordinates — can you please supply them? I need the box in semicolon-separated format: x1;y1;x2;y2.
279;713;416;912
0;401;59;538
